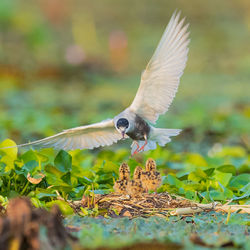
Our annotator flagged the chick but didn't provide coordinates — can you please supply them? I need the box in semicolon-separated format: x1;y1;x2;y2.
113;163;130;194
141;158;162;192
127;166;144;197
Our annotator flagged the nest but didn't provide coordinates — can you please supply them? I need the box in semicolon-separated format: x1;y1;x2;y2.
73;192;250;218
97;193;195;217
77;192;205;217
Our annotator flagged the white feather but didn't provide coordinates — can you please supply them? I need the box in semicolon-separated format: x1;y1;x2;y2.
129;11;190;124
150;127;182;146
12;119;125;151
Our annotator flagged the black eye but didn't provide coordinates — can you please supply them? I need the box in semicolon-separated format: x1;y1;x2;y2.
117;118;129;128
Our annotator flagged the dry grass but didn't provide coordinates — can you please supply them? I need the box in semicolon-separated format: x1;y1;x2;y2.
70;192;250;218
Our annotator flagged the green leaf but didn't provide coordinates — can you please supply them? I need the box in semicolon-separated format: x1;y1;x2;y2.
203;190;226;201
165;174;183;188
188;168;207;182
0;139;17;159
30;197;45;208
182;180;204;192
213;170;232;187
72;164;94;179
61;172;72;185
54;150;72;173
22;160;39;174
0;162;8;176
185;190;198;200
240;182;250;193
204;168;215;176
103;160;119;173
44;163;63;176
0;139;18;171
229;174;250;189
217;165;236;175
20;150;38;163
222;187;234;199
44;164;67;186
35;188;57;199
46;200;74;215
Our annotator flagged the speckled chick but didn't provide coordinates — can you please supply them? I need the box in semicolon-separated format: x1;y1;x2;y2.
113;163;130;194
141;158;162;192
127;166;144;197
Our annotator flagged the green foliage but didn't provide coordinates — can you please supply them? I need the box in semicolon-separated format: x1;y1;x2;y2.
0;138;249;210
46;200;74;215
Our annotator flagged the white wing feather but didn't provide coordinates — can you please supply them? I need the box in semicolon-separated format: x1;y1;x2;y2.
129;11;190;124
14;119;124;150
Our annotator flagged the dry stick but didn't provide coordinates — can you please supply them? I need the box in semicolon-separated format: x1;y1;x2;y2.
170;203;216;216
215;204;250;214
55;190;64;201
171;203;250;216
132;203;146;209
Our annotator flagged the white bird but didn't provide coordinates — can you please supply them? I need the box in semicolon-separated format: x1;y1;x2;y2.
5;11;190;155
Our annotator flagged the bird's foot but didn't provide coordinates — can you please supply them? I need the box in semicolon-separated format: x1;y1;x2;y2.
131;141;140;156
138;145;146;152
131;138;148;156
132;149;139;156
138;138;148;152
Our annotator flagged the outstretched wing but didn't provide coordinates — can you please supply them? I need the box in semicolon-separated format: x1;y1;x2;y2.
15;119;124;150
129;11;190;124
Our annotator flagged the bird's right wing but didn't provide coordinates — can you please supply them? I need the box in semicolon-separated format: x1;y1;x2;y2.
129;11;190;124
10;119;125;151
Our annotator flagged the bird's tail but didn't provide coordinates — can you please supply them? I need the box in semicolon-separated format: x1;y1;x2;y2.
130;128;181;155
151;128;181;146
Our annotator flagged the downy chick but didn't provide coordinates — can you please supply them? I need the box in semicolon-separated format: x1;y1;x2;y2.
141;158;161;192
127;166;144;197
113;163;130;194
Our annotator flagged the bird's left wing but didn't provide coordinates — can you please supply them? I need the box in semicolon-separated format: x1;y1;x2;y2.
129;12;190;124
10;119;125;151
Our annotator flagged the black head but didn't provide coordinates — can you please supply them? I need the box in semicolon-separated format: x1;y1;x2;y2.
116;118;129;129
116;118;129;138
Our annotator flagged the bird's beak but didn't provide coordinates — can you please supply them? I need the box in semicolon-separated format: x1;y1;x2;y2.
119;127;126;139
122;131;125;139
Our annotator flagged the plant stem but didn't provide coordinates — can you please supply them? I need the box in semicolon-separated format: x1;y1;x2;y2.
7;177;11;191
14;175;17;191
20;181;29;195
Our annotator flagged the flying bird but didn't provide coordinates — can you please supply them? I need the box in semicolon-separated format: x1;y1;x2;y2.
6;11;190;155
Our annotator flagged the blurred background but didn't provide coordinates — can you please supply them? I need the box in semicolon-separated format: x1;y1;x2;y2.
0;0;249;154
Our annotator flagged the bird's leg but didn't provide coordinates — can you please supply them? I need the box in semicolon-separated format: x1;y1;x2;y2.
132;141;140;156
138;135;148;152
